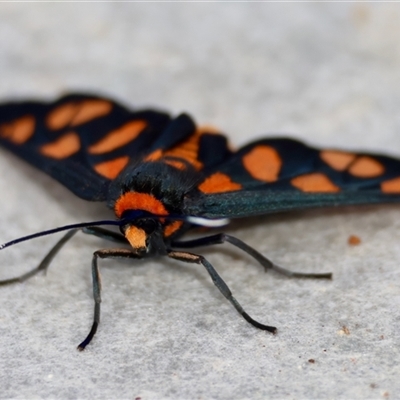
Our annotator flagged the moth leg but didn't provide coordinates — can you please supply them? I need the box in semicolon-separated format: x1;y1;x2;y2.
0;229;79;286
168;250;277;334
77;248;141;351
172;233;332;279
82;226;128;244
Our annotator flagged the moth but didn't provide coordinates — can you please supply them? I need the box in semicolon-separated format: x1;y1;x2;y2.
0;93;399;350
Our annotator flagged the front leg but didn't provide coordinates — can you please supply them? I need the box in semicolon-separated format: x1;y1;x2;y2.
168;249;277;334
77;248;142;351
172;233;332;279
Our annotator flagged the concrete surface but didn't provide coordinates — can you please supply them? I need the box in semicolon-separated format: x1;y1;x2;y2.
0;3;400;399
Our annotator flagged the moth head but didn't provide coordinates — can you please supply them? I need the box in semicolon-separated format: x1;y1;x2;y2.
120;217;163;256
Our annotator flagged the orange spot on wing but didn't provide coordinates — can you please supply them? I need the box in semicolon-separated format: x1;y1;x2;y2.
199;172;242;194
46;103;77;130
144;149;163;162
164;159;187;170
114;192;169;219
88;120;147;155
164;220;183;237
0;115;35;144
94;156;129;179
197;125;220;134
320;150;356;171
242;145;282;182
125;225;147;249
381;176;400;193
71;100;112;126
348;156;385;178
145;149;190;170
40;132;80;159
291;173;340;193
46;100;112;130
164;130;203;170
153;126;222;170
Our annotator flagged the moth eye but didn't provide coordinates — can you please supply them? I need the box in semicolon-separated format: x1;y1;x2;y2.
137;218;157;234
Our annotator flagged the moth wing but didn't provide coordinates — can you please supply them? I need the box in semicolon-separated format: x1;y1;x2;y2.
0;94;197;201
185;138;400;218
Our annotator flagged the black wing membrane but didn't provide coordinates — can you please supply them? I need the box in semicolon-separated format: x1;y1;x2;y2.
0;94;196;201
2;94;400;217
185;138;400;218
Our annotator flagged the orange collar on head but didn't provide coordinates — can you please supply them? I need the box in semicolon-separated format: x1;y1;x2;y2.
114;192;169;219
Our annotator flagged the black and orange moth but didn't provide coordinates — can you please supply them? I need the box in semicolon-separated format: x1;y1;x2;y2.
0;93;399;350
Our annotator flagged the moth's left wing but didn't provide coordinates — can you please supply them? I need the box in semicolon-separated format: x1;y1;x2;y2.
0;94;190;201
184;138;400;218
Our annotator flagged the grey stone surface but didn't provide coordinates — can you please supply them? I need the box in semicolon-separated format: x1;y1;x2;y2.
0;3;400;399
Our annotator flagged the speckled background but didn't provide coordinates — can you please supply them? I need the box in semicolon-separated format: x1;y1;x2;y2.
0;3;400;399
